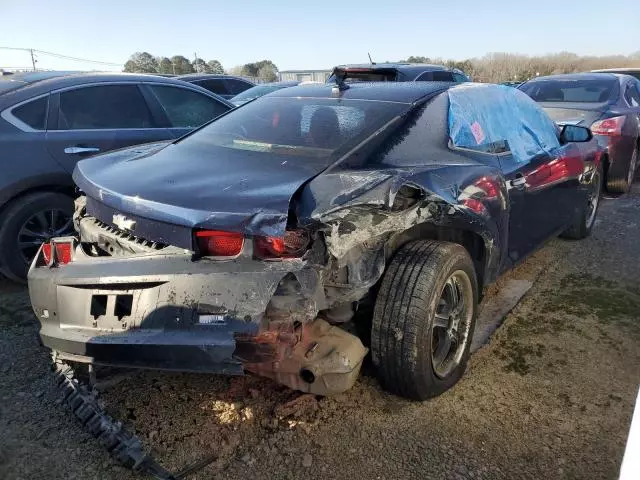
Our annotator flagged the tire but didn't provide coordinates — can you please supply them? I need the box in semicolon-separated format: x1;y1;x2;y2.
371;240;478;400
0;192;74;282
561;162;603;240
606;144;637;194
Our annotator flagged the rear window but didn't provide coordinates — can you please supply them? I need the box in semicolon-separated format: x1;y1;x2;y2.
179;97;407;164
149;85;229;128
225;78;253;95
329;70;398;83
520;79;619;103
12;96;48;130
196;79;229;95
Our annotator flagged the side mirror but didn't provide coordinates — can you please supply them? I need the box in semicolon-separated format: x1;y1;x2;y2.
560;124;592;143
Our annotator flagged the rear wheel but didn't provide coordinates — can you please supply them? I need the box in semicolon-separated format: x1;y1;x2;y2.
0;192;74;282
561;162;602;240
371;240;478;400
606;144;637;194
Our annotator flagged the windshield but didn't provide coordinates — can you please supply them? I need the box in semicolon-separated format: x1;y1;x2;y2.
232;84;291;101
520;78;619;103
179;96;408;164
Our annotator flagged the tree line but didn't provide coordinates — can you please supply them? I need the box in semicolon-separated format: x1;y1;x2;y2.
123;52;278;81
123;50;640;84
400;52;640;83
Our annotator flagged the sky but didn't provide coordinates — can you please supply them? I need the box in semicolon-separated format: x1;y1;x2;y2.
1;0;639;72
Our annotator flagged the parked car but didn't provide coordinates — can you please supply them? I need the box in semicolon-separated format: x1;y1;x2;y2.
28;83;600;400
230;81;300;106
0;72;234;281
328;63;471;83
519;73;640;193
177;74;254;99
591;68;640;81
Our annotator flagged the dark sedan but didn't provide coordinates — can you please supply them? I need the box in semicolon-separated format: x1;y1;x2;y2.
519;73;640;193
328;63;471;83
29;83;600;403
177;74;254;99
0;72;233;281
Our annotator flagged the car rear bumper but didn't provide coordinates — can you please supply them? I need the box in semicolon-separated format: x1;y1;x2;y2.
28;246;367;394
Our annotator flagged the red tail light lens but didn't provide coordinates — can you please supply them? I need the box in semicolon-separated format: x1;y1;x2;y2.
39;240;73;267
195;230;244;257
591;116;625;136
42;243;52;265
54;242;72;265
254;230;309;259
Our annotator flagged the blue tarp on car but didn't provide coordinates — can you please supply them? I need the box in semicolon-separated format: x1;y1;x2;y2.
448;83;560;163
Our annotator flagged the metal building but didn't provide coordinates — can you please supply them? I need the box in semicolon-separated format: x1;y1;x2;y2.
278;70;332;82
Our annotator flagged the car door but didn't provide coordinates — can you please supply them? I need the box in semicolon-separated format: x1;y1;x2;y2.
143;84;232;138
500;147;576;262
45;83;173;173
496;97;583;263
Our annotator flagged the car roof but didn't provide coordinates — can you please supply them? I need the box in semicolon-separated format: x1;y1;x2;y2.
177;74;253;83
525;72;620;83
265;81;457;103
250;80;299;87
592;68;640;72
335;63;451;72
0;72;231;108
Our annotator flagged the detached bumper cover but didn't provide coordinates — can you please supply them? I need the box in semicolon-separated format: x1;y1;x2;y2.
28;247;367;394
28;249;309;373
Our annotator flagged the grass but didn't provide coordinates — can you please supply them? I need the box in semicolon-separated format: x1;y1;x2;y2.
494;273;640;375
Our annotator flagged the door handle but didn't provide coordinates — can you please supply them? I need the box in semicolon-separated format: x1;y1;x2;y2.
509;175;527;190
64;146;100;154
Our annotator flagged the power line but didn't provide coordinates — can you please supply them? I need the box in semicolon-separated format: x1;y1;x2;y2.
0;46;123;68
35;49;122;67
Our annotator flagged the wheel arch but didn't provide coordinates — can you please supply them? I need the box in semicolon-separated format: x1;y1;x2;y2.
0;177;76;219
386;222;489;294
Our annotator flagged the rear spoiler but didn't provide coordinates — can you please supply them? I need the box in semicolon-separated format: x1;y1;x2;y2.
329;66;401;85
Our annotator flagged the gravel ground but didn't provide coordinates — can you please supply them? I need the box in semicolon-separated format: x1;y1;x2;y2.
1;185;639;480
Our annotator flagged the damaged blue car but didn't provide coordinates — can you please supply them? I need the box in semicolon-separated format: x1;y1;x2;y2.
28;82;601;400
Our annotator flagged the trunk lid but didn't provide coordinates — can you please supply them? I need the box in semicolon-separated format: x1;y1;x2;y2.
538;103;607;126
73;140;329;239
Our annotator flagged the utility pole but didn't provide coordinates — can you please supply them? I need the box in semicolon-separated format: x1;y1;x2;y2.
193;52;199;73
30;49;36;71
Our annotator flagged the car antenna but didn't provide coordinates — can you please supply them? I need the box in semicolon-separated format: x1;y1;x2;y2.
368;52;376;65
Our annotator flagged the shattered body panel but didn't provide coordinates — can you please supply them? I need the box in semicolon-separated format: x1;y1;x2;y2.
28;82;593;395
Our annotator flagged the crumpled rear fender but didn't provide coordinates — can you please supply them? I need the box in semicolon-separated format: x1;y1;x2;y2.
297;163;508;287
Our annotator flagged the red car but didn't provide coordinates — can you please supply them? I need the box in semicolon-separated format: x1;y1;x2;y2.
520;73;640;193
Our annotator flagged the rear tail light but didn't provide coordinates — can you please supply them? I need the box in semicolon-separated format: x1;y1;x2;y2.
54;242;72;265
38;239;74;267
195;230;244;257
591;116;625;136
254;230;310;259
